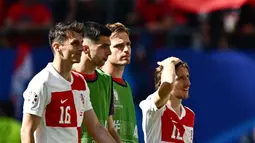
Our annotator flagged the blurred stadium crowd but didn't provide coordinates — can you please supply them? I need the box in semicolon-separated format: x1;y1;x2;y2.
1;0;255;143
1;0;255;49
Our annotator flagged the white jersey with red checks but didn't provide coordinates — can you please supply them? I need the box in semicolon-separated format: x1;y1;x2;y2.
140;94;195;143
23;63;92;143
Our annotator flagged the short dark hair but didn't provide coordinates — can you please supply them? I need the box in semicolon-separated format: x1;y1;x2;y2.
83;21;112;41
154;62;189;90
48;21;84;47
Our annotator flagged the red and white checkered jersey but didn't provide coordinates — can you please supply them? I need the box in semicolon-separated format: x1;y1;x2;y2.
140;94;195;143
23;63;92;143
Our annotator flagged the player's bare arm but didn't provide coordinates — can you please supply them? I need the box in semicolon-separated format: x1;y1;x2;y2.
21;114;41;143
83;109;116;143
108;115;122;143
154;57;181;109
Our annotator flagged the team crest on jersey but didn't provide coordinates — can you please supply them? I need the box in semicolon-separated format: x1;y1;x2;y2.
113;89;123;108
27;91;39;107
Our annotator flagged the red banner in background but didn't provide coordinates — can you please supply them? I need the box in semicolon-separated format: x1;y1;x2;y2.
168;0;250;13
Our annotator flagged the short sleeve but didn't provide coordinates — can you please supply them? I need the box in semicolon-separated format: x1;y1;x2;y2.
139;94;165;119
23;83;48;117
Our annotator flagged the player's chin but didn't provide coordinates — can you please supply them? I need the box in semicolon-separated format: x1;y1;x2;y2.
183;93;189;99
120;60;130;65
178;93;189;99
183;95;189;99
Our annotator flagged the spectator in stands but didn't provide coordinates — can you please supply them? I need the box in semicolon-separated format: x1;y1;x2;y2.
4;0;52;46
134;0;175;32
110;0;135;25
0;0;8;46
0;0;7;27
230;4;255;49
49;0;77;23
76;0;105;24
128;0;192;49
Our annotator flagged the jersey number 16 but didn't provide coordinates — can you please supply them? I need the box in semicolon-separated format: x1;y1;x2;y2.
59;106;71;124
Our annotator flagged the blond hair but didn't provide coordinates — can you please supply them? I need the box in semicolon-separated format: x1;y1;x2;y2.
106;22;130;36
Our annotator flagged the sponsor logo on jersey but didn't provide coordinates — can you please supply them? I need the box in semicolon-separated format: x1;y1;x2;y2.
113;89;123;108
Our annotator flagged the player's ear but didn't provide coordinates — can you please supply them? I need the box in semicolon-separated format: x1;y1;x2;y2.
52;41;61;53
83;45;90;54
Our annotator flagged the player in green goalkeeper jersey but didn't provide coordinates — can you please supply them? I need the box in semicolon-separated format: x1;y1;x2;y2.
102;22;138;143
73;21;121;143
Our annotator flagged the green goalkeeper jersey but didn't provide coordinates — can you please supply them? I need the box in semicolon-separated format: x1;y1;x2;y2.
112;78;138;143
74;69;114;143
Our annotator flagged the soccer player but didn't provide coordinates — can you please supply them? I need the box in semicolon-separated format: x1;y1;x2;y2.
21;21;116;143
139;57;195;143
73;21;121;143
101;22;138;142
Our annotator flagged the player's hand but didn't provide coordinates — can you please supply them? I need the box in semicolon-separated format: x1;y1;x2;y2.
157;57;182;67
157;57;182;83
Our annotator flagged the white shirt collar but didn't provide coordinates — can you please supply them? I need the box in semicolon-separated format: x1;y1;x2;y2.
166;104;186;120
47;63;74;85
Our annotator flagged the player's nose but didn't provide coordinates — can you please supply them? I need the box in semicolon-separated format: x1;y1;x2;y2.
184;78;191;87
78;45;83;52
106;47;111;56
123;45;130;52
186;80;191;87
